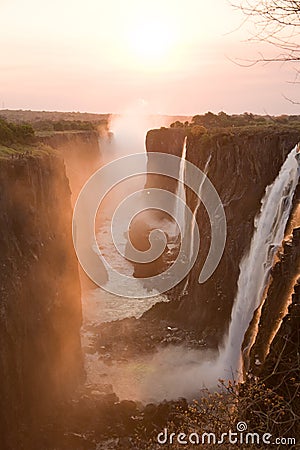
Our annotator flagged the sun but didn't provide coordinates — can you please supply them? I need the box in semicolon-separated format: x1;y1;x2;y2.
127;19;176;65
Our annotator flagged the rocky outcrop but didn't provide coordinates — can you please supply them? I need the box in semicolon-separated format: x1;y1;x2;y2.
0;153;84;449
128;128;186;279
142;127;300;346
145;127;186;194
146;127;186;158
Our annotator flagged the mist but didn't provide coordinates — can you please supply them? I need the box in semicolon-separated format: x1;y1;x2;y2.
84;345;228;403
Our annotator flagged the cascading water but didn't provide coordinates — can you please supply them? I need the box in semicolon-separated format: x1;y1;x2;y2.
174;137;187;234
173;137;189;296
178;152;212;297
220;146;300;380
189;153;212;260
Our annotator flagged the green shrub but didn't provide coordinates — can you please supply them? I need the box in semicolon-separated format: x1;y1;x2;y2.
0;118;34;145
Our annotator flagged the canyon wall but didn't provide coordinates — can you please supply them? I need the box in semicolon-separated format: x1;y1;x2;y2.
39;131;100;203
0;151;84;449
40;131;103;291
143;127;300;346
260;277;299;404
248;227;300;371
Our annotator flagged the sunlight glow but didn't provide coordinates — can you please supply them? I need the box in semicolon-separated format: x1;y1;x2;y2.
0;0;297;113
129;20;174;59
127;18;177;67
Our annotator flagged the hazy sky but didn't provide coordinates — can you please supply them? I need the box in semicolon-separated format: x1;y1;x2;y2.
1;0;299;115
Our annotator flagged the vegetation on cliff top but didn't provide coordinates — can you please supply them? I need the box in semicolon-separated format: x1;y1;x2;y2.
0;110;109;137
0;115;104;158
170;111;300;138
0;118;54;159
0;109;109;125
0;118;34;145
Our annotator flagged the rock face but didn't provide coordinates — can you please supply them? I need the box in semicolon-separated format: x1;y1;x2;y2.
40;131;103;291
129;128;186;279
248;227;300;371
0;153;84;449
259;277;300;422
145;127;186;194
146;127;186;158
39;131;101;204
142;128;300;346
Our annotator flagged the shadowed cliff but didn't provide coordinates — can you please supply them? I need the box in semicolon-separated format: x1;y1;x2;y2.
0;152;84;449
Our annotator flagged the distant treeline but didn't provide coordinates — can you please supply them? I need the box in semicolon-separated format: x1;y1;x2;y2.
32;119;99;132
0;118;34;145
0;116;109;144
0;109;109;124
170;112;300;131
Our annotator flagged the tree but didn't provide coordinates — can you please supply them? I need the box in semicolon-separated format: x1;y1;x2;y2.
235;1;300;61
235;1;300;102
170;120;184;128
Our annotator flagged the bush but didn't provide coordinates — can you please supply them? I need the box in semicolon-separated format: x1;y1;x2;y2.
0;118;34;145
52;120;95;131
190;125;207;137
134;377;298;449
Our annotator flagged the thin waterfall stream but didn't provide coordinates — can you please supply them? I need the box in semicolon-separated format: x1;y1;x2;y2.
174;136;187;235
189;153;212;260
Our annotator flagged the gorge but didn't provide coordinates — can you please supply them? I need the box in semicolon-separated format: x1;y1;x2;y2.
0;116;299;449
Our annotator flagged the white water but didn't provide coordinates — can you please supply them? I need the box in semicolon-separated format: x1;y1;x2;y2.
220;146;300;380
189;153;212;260
174;137;187;234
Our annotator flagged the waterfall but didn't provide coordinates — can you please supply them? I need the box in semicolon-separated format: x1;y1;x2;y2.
189;153;212;260
174;137;187;234
221;146;300;380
